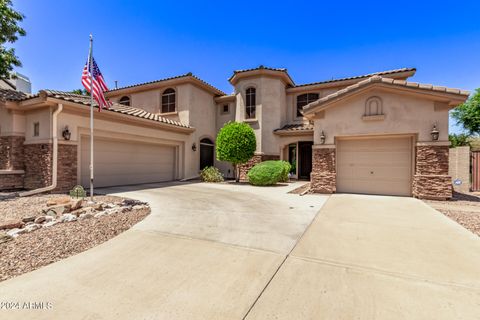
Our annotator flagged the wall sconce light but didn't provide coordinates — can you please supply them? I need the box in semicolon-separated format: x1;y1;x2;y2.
430;125;439;141
62;126;71;141
320;131;326;144
192;143;197;151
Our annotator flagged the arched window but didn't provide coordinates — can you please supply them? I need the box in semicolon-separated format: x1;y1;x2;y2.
200;138;215;170
119;96;130;106
162;88;176;113
365;96;383;116
296;93;319;117
245;87;256;119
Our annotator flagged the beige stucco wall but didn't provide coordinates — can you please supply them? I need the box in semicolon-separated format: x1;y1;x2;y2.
313;89;450;145
24;107;52;143
234;76;288;156
0;106;25;136
449;146;471;193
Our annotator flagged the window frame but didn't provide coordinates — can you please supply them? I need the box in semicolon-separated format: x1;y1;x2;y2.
161;88;176;114
296;93;320;118
245;87;256;119
222;104;229;114
33;122;40;137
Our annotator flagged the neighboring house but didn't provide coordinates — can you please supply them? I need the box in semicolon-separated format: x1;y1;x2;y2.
0;67;469;199
0;72;32;94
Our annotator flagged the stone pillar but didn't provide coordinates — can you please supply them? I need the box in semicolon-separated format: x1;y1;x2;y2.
239;153;280;181
449;146;471;193
310;146;336;193
412;144;452;200
0;136;25;191
56;144;78;192
0;136;25;170
24;143;53;190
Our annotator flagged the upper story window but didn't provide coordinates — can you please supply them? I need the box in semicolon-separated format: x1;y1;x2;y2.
162;88;176;113
119;96;130;106
245;87;256;119
296;93;319;117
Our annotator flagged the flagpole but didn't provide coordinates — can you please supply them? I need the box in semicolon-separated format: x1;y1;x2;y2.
88;34;94;203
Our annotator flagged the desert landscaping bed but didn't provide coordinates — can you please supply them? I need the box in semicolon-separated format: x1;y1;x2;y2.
424;192;480;237
0;194;150;282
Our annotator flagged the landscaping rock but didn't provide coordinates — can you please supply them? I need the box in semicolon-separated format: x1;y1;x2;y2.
121;206;132;213
104;203;116;209
6;228;21;237
46;197;71;207
69;208;85;217
43;204;72;216
34;216;47;224
132;204;148;210
93;202;105;211
45;209;58;217
24;224;41;233
122;199;146;207
79;212;94;220
42;220;60;228
70;199;83;211
94;212;107;218
0;220;24;230
44;215;54;223
60;214;77;223
21;216;36;223
0;233;13;244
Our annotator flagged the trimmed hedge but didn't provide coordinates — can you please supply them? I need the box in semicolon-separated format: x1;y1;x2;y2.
200;166;224;183
247;160;291;186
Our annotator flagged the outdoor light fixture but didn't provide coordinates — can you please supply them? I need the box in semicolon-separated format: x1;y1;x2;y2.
320;131;326;144
431;125;439;141
192;143;197;151
62;126;71;141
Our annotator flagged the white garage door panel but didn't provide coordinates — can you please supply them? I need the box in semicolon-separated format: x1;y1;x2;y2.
81;137;175;188
337;137;412;196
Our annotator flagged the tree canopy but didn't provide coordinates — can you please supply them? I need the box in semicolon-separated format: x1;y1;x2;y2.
451;88;480;135
0;0;26;80
216;121;256;181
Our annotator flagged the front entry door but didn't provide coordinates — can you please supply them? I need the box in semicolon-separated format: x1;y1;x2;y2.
298;141;313;180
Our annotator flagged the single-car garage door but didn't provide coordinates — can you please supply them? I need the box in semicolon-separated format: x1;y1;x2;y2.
81;137;176;188
336;136;413;196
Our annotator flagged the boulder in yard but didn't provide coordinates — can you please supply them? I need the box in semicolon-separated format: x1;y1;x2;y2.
6;228;27;237
43;220;59;228
70;199;83;211
94;211;107;218
0;220;24;230
34;216;47;224
60;214;77;223
21;216;36;223
24;224;42;233
42;204;72;216
46;197;71;207
79;212;94;220
0;233;13;244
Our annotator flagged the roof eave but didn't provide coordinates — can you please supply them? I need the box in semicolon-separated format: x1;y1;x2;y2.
273;129;314;136
229;69;295;86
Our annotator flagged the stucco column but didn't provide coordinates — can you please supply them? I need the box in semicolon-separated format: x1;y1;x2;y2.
310;144;336;193
412;142;452;200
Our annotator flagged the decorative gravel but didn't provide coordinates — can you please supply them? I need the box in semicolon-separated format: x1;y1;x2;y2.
0;194;150;282
424;192;480;237
0;194;122;223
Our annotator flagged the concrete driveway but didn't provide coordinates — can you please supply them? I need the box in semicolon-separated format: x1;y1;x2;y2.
1;184;480;319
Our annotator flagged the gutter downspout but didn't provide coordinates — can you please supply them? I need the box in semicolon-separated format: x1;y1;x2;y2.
20;103;63;197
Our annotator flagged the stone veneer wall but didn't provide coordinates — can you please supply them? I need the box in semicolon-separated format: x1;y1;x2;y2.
23;143;78;192
24;144;53;190
239;154;280;181
412;145;452;200
56;144;78;192
0;136;25;170
0;172;24;190
310;148;336;193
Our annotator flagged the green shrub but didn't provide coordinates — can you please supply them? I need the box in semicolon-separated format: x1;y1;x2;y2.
279;161;292;182
247;161;286;186
200;166;224;183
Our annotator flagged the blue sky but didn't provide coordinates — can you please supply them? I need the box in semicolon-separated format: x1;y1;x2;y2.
11;0;480;133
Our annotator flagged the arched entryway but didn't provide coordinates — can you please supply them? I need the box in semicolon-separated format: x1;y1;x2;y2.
200;138;214;170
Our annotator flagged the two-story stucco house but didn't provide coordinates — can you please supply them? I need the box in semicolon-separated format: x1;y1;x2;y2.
0;66;469;199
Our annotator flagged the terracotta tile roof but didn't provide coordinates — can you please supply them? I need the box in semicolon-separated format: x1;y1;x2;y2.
16;90;191;128
107;72;225;96
295;68;417;88
229;65;295;85
303;75;470;114
0;88;31;101
274;122;314;133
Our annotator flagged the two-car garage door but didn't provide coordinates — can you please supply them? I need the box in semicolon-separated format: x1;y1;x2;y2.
336;136;413;196
81;137;176;188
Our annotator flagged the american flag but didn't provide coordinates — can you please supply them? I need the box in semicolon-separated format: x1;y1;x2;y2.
81;57;112;111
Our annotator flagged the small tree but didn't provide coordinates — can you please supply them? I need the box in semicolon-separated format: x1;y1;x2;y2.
451;88;480;135
448;133;471;148
0;0;26;80
216;121;256;182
